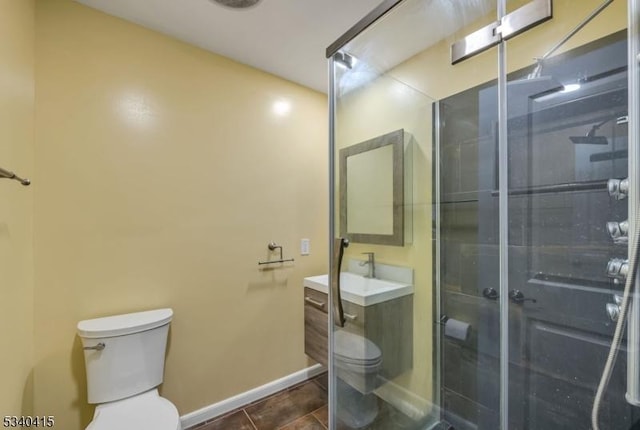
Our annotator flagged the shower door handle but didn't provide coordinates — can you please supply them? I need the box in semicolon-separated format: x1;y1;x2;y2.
509;289;537;304
482;287;499;300
331;237;349;327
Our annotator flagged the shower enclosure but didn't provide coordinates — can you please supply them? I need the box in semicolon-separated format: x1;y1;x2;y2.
328;0;640;428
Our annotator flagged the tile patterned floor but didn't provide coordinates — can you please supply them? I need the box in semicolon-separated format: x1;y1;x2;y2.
188;372;431;430
189;373;328;430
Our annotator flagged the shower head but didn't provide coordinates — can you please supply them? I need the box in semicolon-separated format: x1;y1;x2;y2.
517;0;615;99
569;133;608;145
570;118;611;145
210;0;262;8
526;0;614;76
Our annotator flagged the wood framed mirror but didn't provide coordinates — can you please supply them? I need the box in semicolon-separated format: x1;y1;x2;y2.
339;129;404;246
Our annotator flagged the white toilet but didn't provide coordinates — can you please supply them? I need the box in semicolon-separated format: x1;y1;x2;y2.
334;330;383;429
77;308;181;430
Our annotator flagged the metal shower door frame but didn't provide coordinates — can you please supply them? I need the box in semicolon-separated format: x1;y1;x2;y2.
452;0;552;64
626;0;640;407
496;2;509;428
327;55;338;430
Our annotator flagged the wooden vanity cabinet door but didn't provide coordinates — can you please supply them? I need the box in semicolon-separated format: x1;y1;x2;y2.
304;287;328;366
303;287;413;377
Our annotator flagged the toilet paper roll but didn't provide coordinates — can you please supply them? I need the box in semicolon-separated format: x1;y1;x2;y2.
444;318;471;341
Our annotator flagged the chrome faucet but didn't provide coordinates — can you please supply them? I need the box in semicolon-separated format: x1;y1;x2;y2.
360;252;376;278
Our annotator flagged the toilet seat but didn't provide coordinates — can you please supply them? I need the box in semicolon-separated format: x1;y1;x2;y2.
334;330;382;372
87;389;181;430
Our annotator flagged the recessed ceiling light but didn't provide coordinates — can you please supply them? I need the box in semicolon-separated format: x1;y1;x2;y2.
210;0;262;9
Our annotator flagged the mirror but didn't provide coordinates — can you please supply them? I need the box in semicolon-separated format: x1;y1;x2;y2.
339;129;404;246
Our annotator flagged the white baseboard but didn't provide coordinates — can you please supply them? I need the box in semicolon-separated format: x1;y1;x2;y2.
373;377;433;421
180;364;326;429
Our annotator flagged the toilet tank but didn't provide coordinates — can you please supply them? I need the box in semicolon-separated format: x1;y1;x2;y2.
77;308;173;404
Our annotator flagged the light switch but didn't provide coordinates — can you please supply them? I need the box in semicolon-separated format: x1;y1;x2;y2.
300;238;310;256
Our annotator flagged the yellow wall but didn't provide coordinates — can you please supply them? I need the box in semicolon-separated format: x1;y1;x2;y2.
0;0;35;416
33;1;327;428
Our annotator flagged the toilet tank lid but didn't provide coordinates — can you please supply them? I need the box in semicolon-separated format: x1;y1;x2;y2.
77;308;173;339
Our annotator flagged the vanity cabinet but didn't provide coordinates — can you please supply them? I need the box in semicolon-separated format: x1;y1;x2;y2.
304;287;329;366
304;287;413;379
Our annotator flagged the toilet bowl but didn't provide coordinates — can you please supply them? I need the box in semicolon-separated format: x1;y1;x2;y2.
77;308;181;430
334;329;382;429
86;389;180;430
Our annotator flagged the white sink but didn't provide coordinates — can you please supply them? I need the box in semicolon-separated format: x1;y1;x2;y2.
303;272;413;306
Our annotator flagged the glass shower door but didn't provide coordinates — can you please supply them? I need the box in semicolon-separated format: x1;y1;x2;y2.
328;1;501;429
329;0;639;429
504;1;635;428
435;1;636;428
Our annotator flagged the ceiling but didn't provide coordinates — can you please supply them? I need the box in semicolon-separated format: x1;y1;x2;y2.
74;0;381;93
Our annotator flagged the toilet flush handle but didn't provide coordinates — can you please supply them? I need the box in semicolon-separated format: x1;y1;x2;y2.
83;342;106;351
